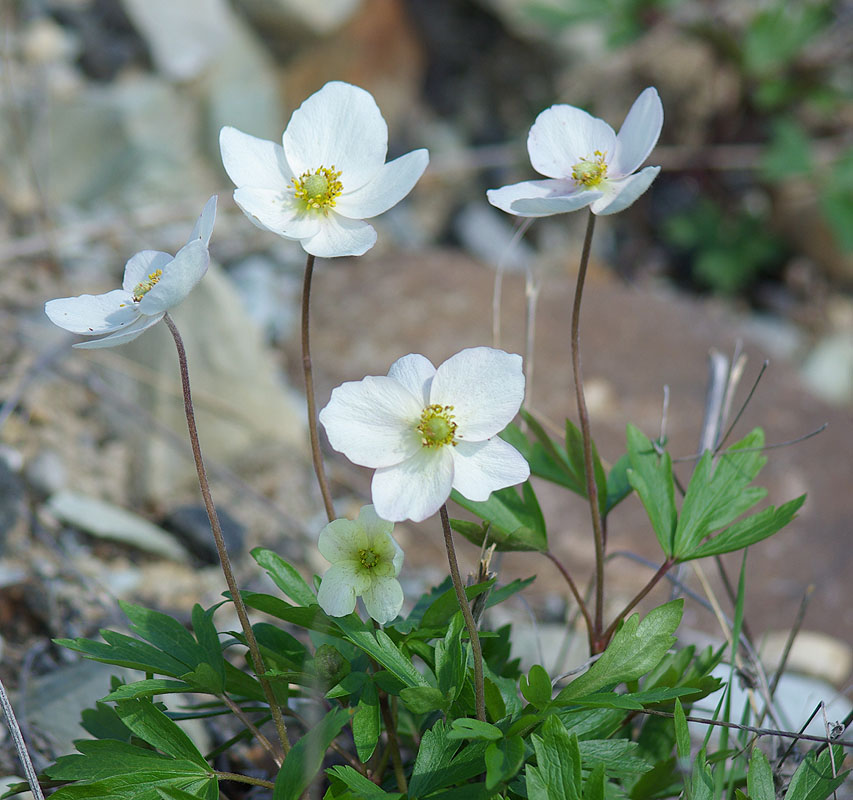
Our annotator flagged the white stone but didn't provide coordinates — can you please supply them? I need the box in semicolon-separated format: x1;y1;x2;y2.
46;490;189;561
800;332;853;404
121;0;232;81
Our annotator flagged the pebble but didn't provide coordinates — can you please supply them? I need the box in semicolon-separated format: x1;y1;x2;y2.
24;449;67;498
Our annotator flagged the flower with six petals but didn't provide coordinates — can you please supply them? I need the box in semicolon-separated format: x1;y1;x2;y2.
319;347;530;523
317;504;404;625
487;87;663;217
45;196;217;348
220;81;429;259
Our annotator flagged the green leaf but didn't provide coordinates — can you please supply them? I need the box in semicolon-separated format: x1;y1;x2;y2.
583;762;606;800
333;616;427;688
577;740;652;779
447;718;503;742
55;630;189;677
674;699;690;763
484;736;525;791
326;765;403;799
450;481;547;552
746;747;774;800
103;679;196;701
555;600;683;704
400;685;448;714
626;425;677;556
115;700;209;768
80;701;133;742
761;119;813;181
783;746;848;800
155;789;209;800
409;720;488;798
503;416;584;495
435;612;466;701
526;715;582;800
421;580;494;631
190;604;225;691
120;602;208;672
352;681;380;762
520;664;552;709
253;623;310;670
251;548;316;606
680;496;805;561
605;454;633;514
273;707;350;800
241;592;339;635
689;749;715;800
673;430;767;558
565;419;607;519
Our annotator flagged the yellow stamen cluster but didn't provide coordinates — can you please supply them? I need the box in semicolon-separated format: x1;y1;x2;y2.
358;548;380;569
571;151;608;188
292;166;343;211
418;404;458;448
132;269;163;302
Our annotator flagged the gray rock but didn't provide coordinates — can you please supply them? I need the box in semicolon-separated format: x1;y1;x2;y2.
228;254;301;343
46;490;190;561
161;504;246;565
115;261;306;505
25;449;67;497
0;459;25;552
121;0;232;81
800;332;853;404
236;0;363;40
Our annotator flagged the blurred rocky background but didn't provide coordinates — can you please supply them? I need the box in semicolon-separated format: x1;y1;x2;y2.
0;0;851;784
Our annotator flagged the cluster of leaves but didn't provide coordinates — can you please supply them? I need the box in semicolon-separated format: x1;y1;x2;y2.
452;412;803;569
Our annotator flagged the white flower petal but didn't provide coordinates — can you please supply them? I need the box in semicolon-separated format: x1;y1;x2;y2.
451;438;530;502
300;213;377;258
283;82;388;192
610;88;663;178
429;347;525;441
219;126;292;191
357;504;397;543
317;563;361;617
528;104;616;179
137;240;209;316
73;313;163;349
320;375;423;468
188;195;218;247
362;577;403;625
233;187;323;240
590;166;660;215
371;447;454;523
386;353;435;406
488;180;601;217
318;518;366;564
335;149;429;219
45;289;139;335
122;250;174;294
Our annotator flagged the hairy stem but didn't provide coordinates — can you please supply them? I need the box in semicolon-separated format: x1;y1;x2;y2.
302;253;335;522
215;772;276;790
569;211;607;650
219;694;281;767
379;691;407;792
439;505;486;722
601;558;675;645
0;676;45;800
545;551;595;650
163;313;289;758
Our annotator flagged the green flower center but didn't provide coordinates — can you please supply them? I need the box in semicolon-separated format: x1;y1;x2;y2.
571;151;608;188
418;404;458;448
292;166;343;211
359;548;380;569
132;269;163;302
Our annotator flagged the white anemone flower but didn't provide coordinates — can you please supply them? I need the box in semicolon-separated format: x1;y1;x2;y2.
45;196;216;348
487;87;663;217
317;504;404;625
219;81;429;259
319;347;530;523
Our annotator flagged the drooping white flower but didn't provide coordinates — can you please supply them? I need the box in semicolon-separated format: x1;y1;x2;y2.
487;87;663;217
219;81;429;259
45;196;217;348
319;347;530;523
317;504;404;625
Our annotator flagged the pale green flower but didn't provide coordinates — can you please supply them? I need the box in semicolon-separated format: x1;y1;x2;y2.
317;504;404;625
